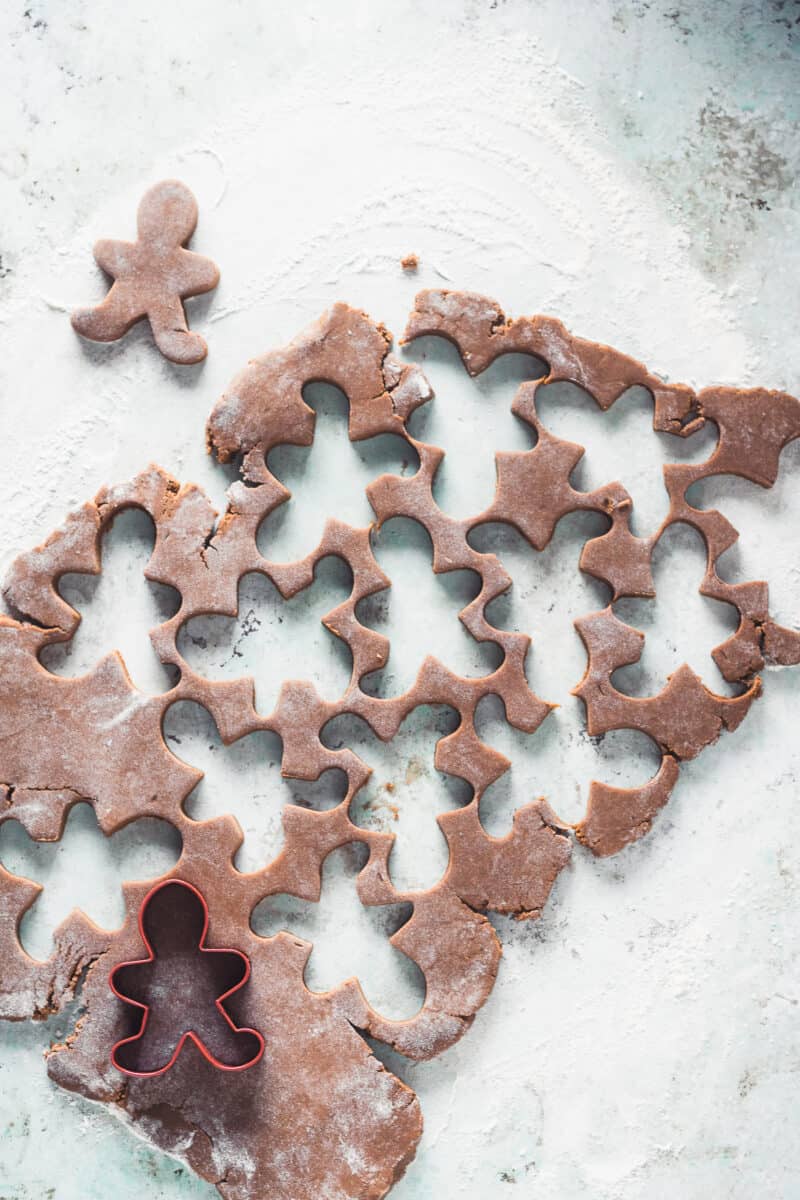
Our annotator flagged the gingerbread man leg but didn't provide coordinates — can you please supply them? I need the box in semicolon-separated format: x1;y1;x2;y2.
71;283;142;344
148;295;209;365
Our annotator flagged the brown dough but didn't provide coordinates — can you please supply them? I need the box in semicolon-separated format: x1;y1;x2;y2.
71;180;219;364
2;289;797;1197
400;289;800;853
0;454;569;1197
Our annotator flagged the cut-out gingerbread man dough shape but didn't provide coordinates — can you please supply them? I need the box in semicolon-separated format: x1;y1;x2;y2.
71;179;219;364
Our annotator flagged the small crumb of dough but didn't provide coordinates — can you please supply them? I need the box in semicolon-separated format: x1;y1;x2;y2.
401;253;419;271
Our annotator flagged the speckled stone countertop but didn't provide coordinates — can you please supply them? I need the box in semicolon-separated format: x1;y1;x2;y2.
0;2;798;1198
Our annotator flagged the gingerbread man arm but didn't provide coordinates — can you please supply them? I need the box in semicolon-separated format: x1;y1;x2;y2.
92;238;135;278
71;283;145;343
177;248;221;297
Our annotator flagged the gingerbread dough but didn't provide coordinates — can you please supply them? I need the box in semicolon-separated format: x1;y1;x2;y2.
1;291;797;1198
71;179;219;364
0;457;570;1199
397;289;799;852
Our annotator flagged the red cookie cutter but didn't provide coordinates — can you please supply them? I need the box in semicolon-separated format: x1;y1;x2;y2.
109;877;265;1078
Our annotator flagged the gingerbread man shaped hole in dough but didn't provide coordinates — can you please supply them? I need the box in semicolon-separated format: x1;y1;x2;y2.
71;179;219;364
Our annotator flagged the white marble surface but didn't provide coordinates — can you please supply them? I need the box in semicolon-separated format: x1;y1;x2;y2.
0;2;798;1197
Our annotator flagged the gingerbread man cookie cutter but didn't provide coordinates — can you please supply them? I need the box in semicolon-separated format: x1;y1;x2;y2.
109;878;265;1078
